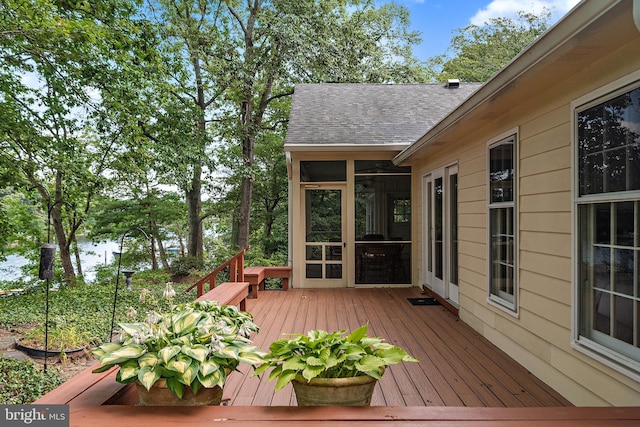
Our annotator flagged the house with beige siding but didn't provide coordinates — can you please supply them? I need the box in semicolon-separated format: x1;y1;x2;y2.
284;0;640;406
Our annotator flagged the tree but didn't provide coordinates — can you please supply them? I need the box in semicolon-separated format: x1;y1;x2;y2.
220;0;425;250
0;0;146;284
426;10;551;82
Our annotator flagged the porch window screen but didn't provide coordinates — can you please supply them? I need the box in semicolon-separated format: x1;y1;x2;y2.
576;82;640;373
488;137;516;310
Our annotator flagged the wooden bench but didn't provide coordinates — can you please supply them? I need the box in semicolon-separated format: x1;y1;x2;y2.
244;266;291;298
196;281;250;311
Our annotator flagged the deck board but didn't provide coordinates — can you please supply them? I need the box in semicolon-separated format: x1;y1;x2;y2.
219;287;573;408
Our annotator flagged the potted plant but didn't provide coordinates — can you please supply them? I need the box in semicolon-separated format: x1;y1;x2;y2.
254;324;418;406
91;300;265;406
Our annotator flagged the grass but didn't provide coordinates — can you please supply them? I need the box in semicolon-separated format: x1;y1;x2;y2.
0;268;197;403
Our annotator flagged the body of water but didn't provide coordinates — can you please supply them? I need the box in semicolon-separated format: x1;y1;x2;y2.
0;240;119;283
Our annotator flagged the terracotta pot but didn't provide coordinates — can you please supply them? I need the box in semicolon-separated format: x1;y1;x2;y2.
292;374;379;406
135;379;223;406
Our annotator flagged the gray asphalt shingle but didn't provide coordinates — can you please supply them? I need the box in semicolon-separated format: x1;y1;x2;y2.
285;83;482;146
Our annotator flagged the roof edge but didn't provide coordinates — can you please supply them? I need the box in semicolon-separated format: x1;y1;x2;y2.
285;143;409;153
394;0;622;165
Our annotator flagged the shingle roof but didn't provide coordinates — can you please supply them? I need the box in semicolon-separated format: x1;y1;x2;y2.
284;83;482;147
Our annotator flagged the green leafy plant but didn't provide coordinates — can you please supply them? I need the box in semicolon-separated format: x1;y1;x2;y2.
0;358;64;404
254;325;418;392
92;300;265;399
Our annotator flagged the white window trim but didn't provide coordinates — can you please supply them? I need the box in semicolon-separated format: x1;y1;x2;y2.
570;69;640;381
486;128;519;316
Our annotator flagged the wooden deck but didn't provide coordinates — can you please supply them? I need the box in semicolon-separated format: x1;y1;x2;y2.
223;287;570;407
35;287;640;425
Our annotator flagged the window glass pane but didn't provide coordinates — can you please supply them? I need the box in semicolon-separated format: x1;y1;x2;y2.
306;245;322;261
489;143;514;203
301;161;346;182
355;175;411;241
578;87;640;196
615;202;635;246
490;207;515;302
326;245;342;261
306;264;322;279
326;264;342;279
305;189;341;242
450;174;459;285
355;160;411;174
578;202;639;364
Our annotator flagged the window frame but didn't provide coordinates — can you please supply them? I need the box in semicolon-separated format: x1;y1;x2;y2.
486;130;519;314
571;70;640;381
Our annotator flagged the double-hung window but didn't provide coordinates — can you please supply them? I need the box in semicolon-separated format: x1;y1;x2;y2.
488;134;517;311
574;75;640;377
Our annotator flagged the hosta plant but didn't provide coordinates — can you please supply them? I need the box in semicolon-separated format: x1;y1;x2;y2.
254;325;418;391
92;300;265;399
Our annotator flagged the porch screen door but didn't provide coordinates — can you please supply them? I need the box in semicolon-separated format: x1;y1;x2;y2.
304;186;346;286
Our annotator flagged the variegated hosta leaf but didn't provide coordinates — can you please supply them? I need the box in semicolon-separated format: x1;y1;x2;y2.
99;344;146;365
215;345;240;360
177;362;199;386
138;352;159;368
172;310;202;335
166;354;192;374
118;360;140;382
137;366;161;391
171;336;190;346
158;345;181;364
199;369;224;388
238;351;266;366
199;360;220;377
182;344;208;362
118;322;145;336
92;342;122;358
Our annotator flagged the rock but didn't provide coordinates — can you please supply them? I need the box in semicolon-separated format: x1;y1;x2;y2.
1;349;31;362
0;335;16;351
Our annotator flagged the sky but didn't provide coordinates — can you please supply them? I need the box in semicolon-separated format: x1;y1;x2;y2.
392;0;582;61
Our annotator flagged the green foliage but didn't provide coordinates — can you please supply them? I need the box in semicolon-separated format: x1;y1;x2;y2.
254;325;418;392
169;256;205;277
426;10;551;82
92;300;265;398
0;358;64;404
0;274;192;346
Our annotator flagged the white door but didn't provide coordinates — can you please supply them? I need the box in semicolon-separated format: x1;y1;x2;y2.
423;166;459;304
424;171;445;296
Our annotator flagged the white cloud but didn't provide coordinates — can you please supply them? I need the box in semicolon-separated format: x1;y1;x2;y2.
470;0;581;26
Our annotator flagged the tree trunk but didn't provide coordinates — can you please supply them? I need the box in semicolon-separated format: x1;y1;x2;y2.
73;238;83;279
51;206;76;285
236;174;253;250
186;166;203;259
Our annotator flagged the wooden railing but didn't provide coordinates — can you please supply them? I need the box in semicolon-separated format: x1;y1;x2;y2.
185;246;249;298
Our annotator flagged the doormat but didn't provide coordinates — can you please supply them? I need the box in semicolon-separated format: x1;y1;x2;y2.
407;297;440;306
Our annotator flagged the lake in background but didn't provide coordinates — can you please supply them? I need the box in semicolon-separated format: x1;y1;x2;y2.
0;240;119;283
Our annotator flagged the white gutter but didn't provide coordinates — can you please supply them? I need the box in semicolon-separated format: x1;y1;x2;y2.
394;0;621;165
285;143;409;152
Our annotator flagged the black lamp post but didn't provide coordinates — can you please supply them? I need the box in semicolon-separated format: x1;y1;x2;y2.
39;197;72;371
108;227;150;342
